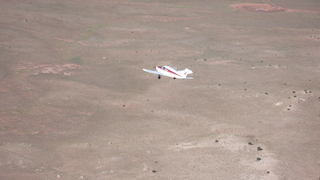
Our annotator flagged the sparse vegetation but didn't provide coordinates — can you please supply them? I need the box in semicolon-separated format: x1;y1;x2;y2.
248;142;253;145
257;147;263;151
81;24;105;40
69;56;83;64
257;157;261;161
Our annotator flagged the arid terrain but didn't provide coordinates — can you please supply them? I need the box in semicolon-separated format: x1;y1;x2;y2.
1;0;320;179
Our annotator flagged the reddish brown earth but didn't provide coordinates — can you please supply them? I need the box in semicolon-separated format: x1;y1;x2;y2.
1;0;320;179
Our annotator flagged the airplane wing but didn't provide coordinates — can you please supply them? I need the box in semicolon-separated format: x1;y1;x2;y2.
143;69;163;75
178;68;193;74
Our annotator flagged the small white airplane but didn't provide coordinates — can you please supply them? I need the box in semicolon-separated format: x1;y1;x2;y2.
143;66;193;79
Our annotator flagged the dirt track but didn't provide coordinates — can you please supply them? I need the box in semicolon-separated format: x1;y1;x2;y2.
1;0;320;179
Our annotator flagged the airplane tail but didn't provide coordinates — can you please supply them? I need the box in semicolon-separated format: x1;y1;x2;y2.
182;68;193;77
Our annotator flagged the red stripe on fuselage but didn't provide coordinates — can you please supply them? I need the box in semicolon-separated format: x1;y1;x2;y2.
167;69;181;77
157;66;181;77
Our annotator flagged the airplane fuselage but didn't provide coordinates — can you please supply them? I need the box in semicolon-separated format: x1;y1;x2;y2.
142;65;193;79
156;66;183;79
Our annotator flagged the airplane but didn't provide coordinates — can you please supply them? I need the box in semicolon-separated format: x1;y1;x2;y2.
143;66;193;79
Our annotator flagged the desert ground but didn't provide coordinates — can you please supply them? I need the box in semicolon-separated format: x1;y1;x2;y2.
1;0;320;179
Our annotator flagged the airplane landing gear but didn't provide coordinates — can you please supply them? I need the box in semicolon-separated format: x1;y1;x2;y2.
158;75;161;79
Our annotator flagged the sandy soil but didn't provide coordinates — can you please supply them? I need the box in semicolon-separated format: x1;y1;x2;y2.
1;0;320;179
